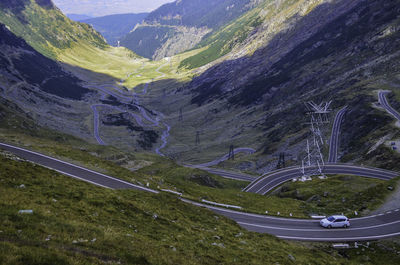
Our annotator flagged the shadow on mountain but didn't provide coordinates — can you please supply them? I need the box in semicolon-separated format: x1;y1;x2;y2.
188;0;400;108
0;23;124;101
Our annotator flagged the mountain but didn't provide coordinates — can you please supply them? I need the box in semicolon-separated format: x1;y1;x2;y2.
142;0;400;171
80;13;148;46
66;13;93;21
120;0;260;60
53;0;175;17
0;22;101;139
0;0;107;59
0;24;91;100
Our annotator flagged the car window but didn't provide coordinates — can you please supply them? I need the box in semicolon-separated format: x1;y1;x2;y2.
335;219;344;222
327;216;335;221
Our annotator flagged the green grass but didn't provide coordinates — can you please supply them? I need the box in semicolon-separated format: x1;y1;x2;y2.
3;99;396;220
0;153;347;265
179;6;261;69
272;175;399;217
0;0;106;59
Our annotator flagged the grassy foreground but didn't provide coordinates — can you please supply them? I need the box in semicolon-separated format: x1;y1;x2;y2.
0;153;337;265
2;148;400;264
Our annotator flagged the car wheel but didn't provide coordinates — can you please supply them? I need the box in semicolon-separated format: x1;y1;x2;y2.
328;225;332;229
344;224;348;228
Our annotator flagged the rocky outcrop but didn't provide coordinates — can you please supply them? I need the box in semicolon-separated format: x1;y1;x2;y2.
121;0;256;59
153;26;211;60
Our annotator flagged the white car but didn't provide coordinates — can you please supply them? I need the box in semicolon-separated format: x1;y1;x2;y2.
320;215;350;228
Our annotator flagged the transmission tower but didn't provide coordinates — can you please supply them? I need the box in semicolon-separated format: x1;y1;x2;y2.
300;101;331;178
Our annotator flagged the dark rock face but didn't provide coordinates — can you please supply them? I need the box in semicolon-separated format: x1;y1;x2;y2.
35;0;54;9
0;0;29;10
0;24;91;100
189;0;400;106
102;113;159;150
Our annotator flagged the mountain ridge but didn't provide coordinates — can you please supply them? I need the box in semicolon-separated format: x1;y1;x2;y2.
120;0;259;60
80;13;149;46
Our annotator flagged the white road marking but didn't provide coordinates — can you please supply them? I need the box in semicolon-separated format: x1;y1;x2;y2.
0;143;159;194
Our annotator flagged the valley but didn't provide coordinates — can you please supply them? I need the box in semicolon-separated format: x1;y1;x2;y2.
1;0;400;264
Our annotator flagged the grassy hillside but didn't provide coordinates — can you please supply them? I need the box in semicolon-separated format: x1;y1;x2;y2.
180;0;325;69
1;100;400;264
0;154;367;265
0;0;107;59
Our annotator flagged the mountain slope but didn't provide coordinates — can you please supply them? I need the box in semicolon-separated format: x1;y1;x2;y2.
0;0;107;59
81;13;148;46
121;0;259;60
0;22;102;141
0;24;91;100
142;0;400;171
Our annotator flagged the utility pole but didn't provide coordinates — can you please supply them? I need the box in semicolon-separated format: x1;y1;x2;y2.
273;152;292;169
179;107;183;121
228;145;235;160
195;131;200;146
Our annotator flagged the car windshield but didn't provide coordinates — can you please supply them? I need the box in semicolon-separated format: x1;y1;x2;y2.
327;216;335;221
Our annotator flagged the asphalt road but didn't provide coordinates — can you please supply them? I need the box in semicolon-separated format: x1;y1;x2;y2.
2;142;400;242
379;91;400;122
328;107;347;163
189;200;400;241
244;164;398;195
0;142;158;193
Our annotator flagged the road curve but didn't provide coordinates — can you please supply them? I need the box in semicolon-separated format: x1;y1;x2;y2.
379;91;400;122
88;62;171;154
245;164;398;195
328;107;347;163
183;198;400;242
2;142;400;242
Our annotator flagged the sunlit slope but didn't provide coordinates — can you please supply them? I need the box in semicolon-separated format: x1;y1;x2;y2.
0;0;106;59
0;0;196;89
180;0;330;69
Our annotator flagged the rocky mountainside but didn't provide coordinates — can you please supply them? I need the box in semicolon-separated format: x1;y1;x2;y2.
143;0;400;171
80;13;149;46
121;0;260;60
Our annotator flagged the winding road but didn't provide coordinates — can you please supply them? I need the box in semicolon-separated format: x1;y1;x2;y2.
244;164;397;195
2;142;400;242
328;107;347;163
87;62;171;155
379;91;400;122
